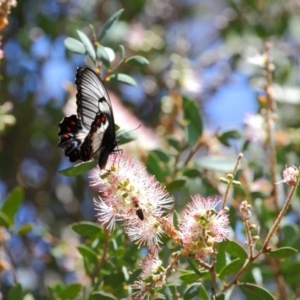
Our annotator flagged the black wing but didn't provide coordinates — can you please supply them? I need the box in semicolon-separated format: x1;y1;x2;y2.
58;67;117;168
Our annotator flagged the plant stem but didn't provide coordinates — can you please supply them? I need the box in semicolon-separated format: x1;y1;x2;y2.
264;42;279;214
262;179;299;251
221;153;243;209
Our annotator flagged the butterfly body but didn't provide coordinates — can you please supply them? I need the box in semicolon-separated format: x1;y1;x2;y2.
58;67;117;169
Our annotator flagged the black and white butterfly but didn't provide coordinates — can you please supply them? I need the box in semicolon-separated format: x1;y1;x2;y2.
58;67;118;169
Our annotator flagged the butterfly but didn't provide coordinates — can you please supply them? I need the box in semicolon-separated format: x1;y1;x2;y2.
58;67;118;169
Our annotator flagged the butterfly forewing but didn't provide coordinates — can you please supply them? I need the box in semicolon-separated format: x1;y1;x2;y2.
58;67;118;169
76;67;112;128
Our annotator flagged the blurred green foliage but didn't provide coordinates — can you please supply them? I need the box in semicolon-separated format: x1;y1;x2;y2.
0;0;300;299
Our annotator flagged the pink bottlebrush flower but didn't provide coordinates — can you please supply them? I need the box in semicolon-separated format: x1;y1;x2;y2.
179;195;229;260
132;250;165;300
91;153;174;248
275;166;299;186
139;251;162;281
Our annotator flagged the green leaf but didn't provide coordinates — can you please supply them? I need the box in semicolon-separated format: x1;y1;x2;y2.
167;136;181;152
218;240;248;259
118;44;125;60
219;258;245;277
61;283;82;299
183;282;201;299
77;30;96;62
96;45;110;68
173;210;179;230
146;151;164;182
179;272;201;284
77;245;98;262
17;223;34;235
59;160;98;176
238;283;276;300
116;129;137;145
0;210;12;227
196;156;237;172
99;9;124;41
216;248;226;273
8;284;22;300
71;221;102;238
125;55;149;66
182;96;203;148
267;247;298;259
2;186;24;221
198;285;210;300
64;37;86;54
216;294;225;300
92;291;118;300
107;73;137;86
182;168;201;178
152;149;171;163
217;130;242;146
166;178;186;192
127;269;142;284
185;258;203;276
49;282;64;297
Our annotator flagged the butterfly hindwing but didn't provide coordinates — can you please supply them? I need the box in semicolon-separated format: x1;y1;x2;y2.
58;67;117;169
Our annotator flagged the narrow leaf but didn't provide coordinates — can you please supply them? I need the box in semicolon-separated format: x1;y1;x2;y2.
61;283;82;299
238;283;276;300
59;160;98;176
267;247;298;259
151;149;171;163
167;136;181;152
166;178;187;192
219;258;245;277
71;221;102;238
77;30;96;62
218;240;248;259
77;245;98;262
183;282;201;299
99;9;124;41
125;55;149;66
0;211;12;227
17;223;34;235
96;45;110;68
182;168;201;178
118;44;125;60
217;130;242;146
64;37;86;54
146;152;164;182
198;285;210;300
196;156;237;172
172;210;179;230
107;73;137;86
2;186;24;221
182;96;203;148
180;273;201;284
185;258;202;276
116;129;137;145
216;248;226;273
127;269;142;284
